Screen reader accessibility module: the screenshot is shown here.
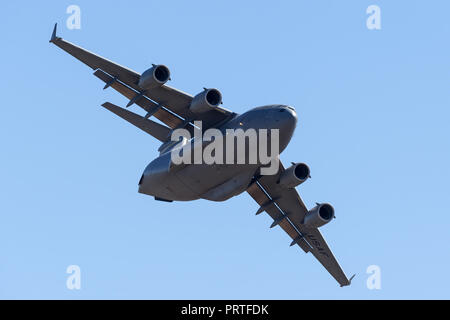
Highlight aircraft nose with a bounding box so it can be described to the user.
[278,105,297,127]
[267,105,297,152]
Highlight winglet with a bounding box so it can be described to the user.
[49,23,58,43]
[341,274,356,287]
[349,274,356,283]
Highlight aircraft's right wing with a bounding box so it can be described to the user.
[50,24,235,132]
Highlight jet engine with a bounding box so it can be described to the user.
[189,88,222,113]
[138,64,170,90]
[278,163,310,188]
[303,203,334,228]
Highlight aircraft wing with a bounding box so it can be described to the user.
[247,162,354,287]
[49,24,235,132]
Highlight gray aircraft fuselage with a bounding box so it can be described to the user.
[138,104,297,202]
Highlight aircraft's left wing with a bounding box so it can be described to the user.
[247,162,354,287]
[49,24,235,132]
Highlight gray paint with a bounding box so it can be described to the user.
[50,23,353,287]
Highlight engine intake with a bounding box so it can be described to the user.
[138,64,170,90]
[303,203,334,228]
[278,163,310,188]
[190,88,222,113]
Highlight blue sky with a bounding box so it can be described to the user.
[0,1,449,299]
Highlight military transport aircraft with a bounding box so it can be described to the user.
[49,23,354,287]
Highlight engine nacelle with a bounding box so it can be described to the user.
[138,64,170,90]
[278,163,310,188]
[189,88,222,113]
[303,203,335,228]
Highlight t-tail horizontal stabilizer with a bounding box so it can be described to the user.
[101,102,171,142]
